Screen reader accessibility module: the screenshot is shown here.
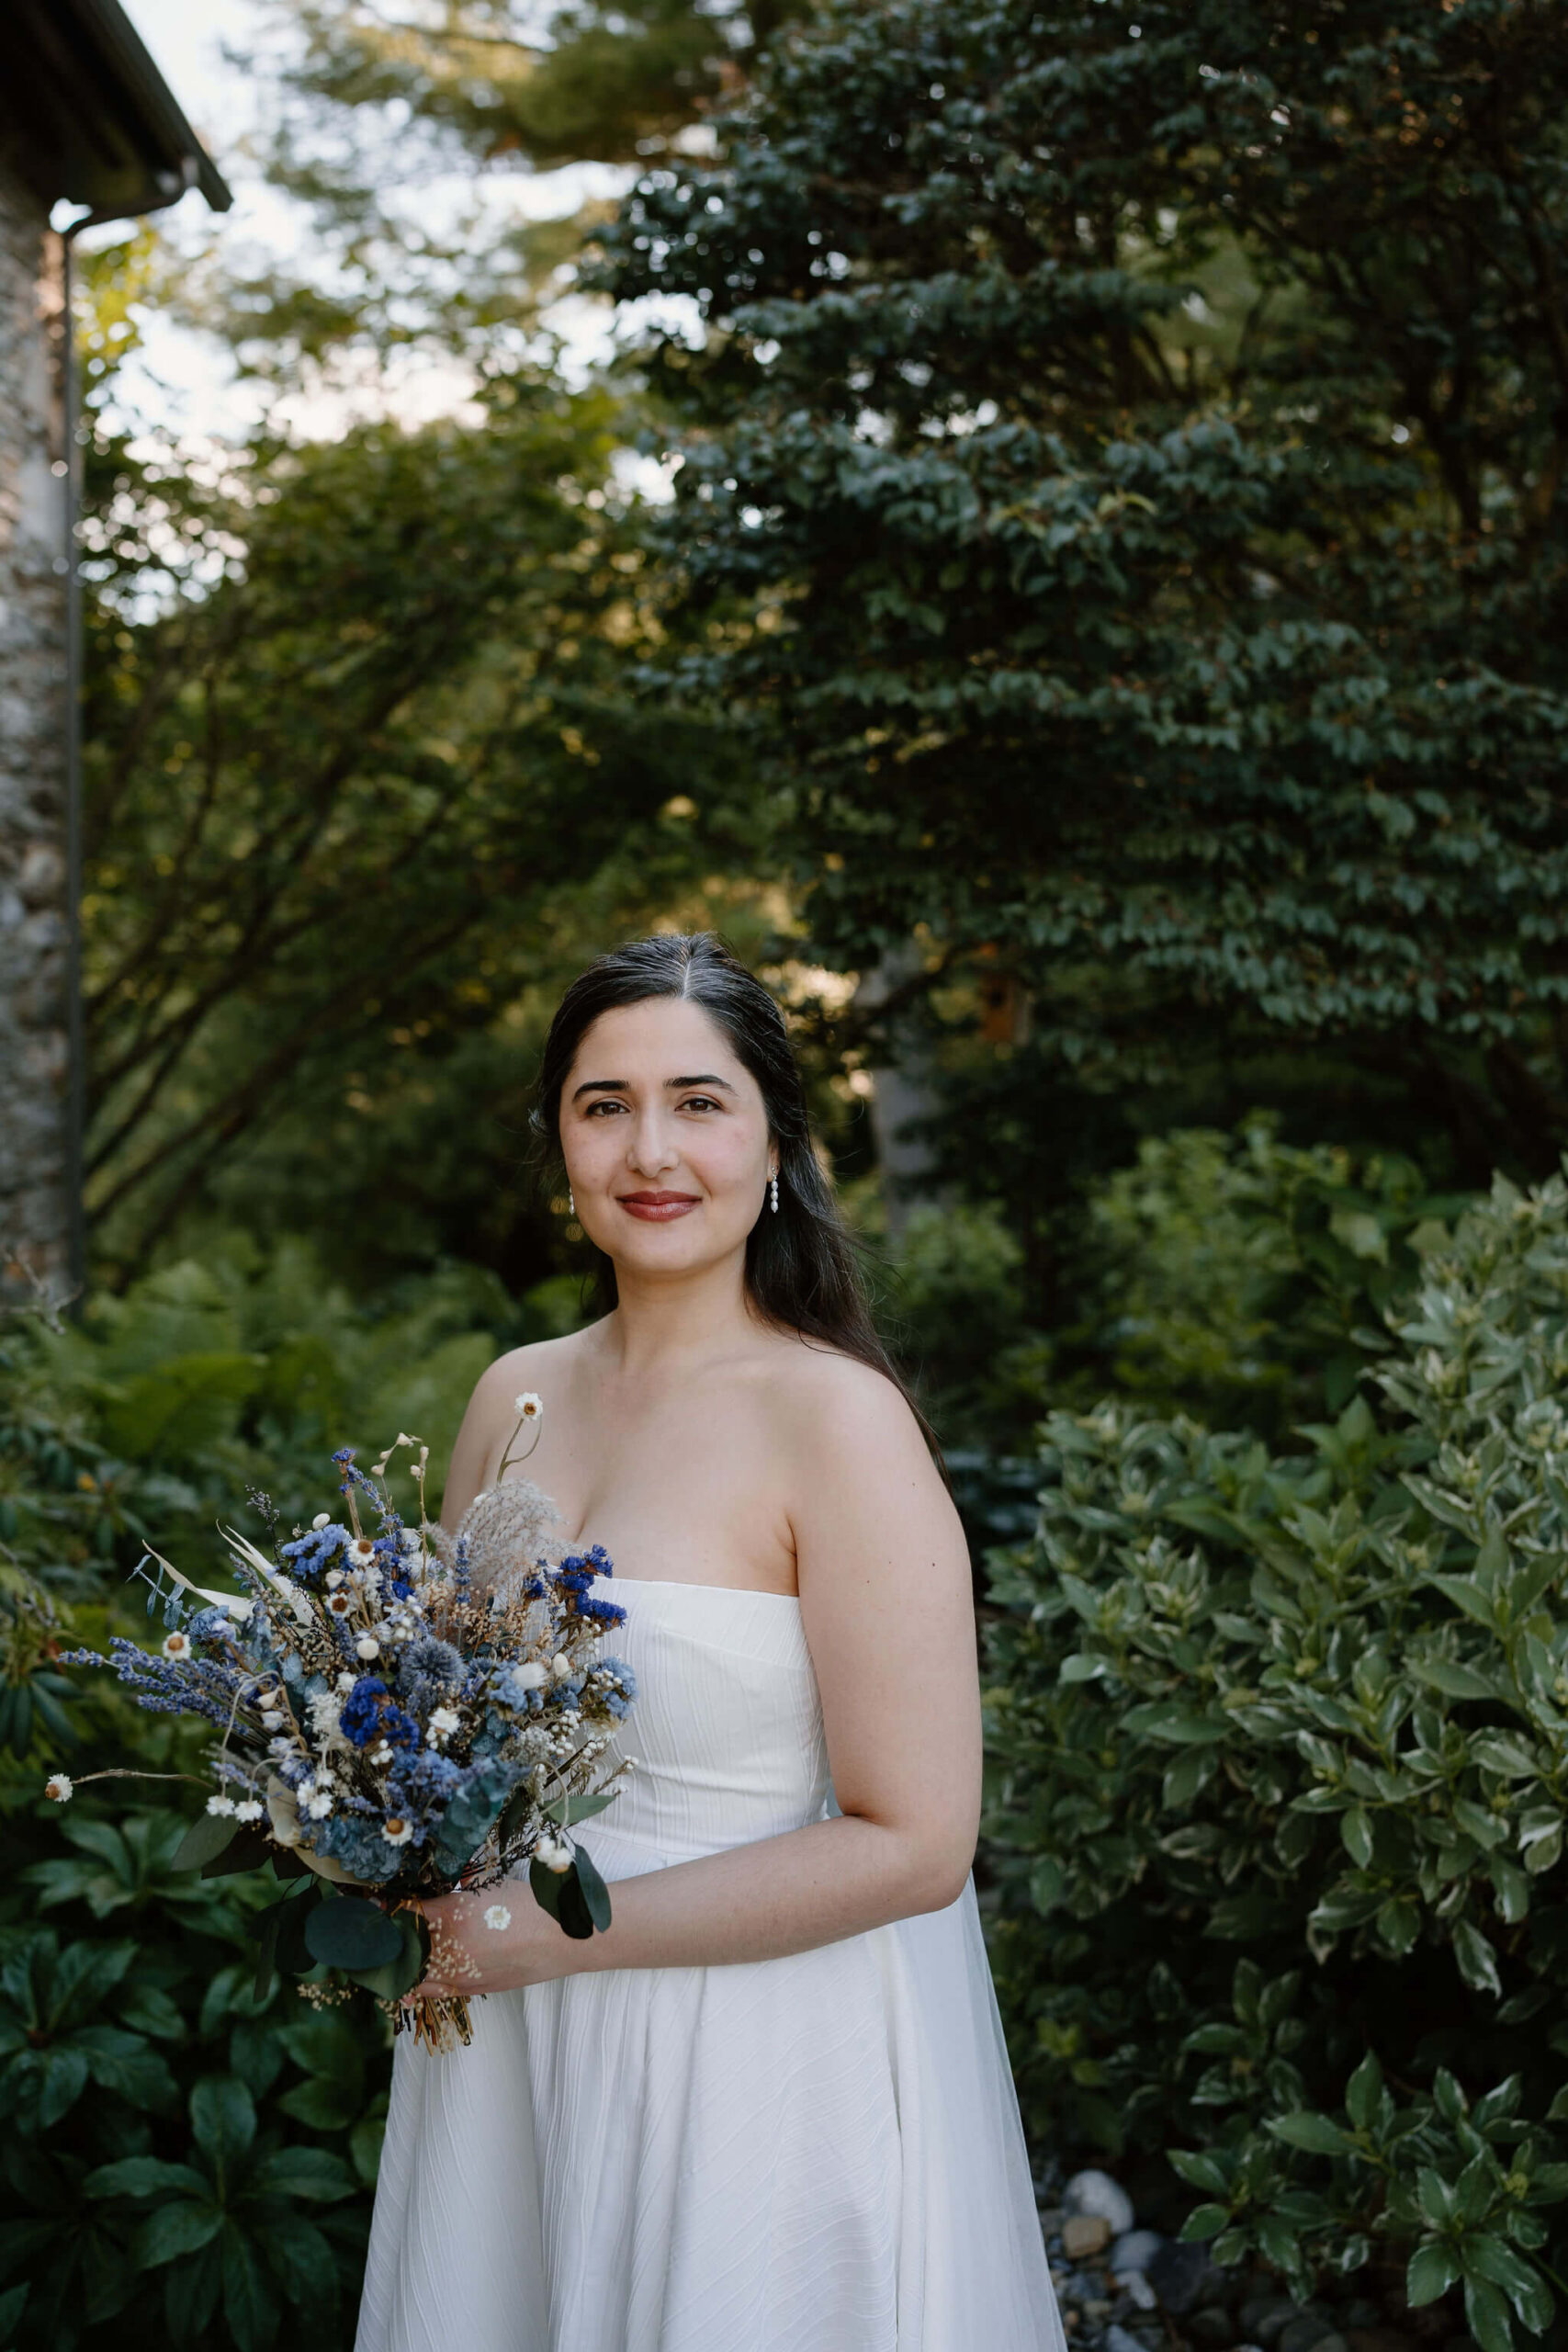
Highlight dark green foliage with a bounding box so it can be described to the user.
[982,1167,1568,2345]
[0,1253,544,2350]
[599,0,1568,1174]
[82,375,741,1281]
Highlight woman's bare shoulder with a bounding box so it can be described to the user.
[760,1330,932,1466]
[460,1326,600,1444]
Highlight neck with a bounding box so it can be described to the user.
[599,1247,757,1375]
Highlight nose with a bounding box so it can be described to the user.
[625,1109,682,1179]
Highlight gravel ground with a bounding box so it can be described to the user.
[1035,2165,1476,2352]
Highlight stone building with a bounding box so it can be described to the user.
[0,0,227,1296]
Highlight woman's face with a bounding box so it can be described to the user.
[558,997,776,1283]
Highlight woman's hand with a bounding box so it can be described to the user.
[407,1883,584,2002]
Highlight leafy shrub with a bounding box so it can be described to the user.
[0,1233,549,2350]
[1083,1123,1466,1433]
[983,1167,1568,2352]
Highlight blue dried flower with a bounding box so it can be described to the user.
[279,1522,349,1581]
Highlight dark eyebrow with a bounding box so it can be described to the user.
[569,1073,737,1103]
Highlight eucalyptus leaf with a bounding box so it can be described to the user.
[303,1897,403,1973]
[173,1813,241,1872]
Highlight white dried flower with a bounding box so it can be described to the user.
[307,1690,344,1747]
[324,1568,344,1589]
[234,1800,265,1823]
[514,1393,544,1421]
[336,1672,357,1693]
[355,1636,380,1661]
[483,1904,512,1931]
[206,1793,237,1817]
[305,1790,334,1820]
[382,1816,414,1847]
[368,1740,393,1767]
[311,1512,332,1532]
[261,1709,284,1732]
[328,1590,355,1617]
[162,1630,193,1660]
[426,1707,460,1747]
[346,1535,378,1569]
[535,1837,571,1873]
[44,1772,73,1804]
[551,1653,572,1680]
[511,1660,547,1691]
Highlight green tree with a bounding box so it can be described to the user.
[597,0,1568,1182]
[81,370,747,1283]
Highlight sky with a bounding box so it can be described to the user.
[96,0,639,448]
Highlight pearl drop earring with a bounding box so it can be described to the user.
[770,1173,780,1215]
[569,1187,576,1218]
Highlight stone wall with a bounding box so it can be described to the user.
[0,160,69,1297]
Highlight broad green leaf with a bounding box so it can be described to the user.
[220,2218,277,2352]
[1346,2050,1382,2132]
[1452,1920,1503,1997]
[1268,2111,1354,2156]
[1167,2149,1228,2196]
[304,1895,403,1973]
[1340,1807,1374,1868]
[191,2074,256,2166]
[85,2156,208,2200]
[543,1789,622,1826]
[1463,2273,1518,2352]
[1179,2204,1231,2241]
[1462,2235,1554,2333]
[352,1908,427,2002]
[572,1842,613,1933]
[173,1813,242,1873]
[1408,2243,1461,2306]
[134,2199,222,2268]
[247,2147,357,2204]
[1028,1859,1065,1916]
[1412,1657,1502,1702]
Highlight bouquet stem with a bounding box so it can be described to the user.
[395,1991,475,2052]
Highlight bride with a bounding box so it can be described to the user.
[356,932,1064,2352]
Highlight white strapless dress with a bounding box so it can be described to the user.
[355,1578,1064,2352]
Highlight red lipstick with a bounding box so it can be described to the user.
[617,1190,701,1221]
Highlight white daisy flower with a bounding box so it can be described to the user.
[346,1535,379,1570]
[44,1772,73,1804]
[163,1630,193,1660]
[513,1392,544,1422]
[426,1707,461,1747]
[382,1816,413,1847]
[328,1590,354,1617]
[483,1904,512,1931]
[234,1800,265,1823]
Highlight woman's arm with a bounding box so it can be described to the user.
[417,1359,980,1994]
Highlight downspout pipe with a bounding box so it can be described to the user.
[60,162,197,1305]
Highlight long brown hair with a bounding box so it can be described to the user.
[532,933,944,1468]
